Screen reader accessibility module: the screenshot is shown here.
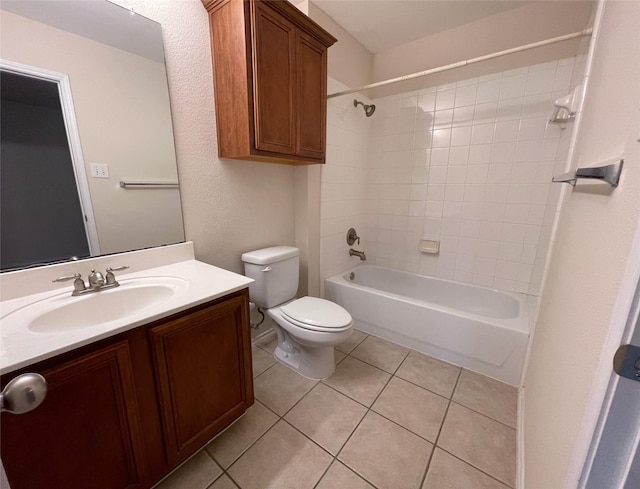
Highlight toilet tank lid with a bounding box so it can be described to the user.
[241,246,299,265]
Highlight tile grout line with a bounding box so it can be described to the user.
[435,446,516,489]
[235,334,516,489]
[448,399,518,431]
[319,348,404,489]
[419,367,463,489]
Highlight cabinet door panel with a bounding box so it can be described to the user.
[296,31,327,160]
[0,342,147,489]
[150,295,251,465]
[251,1,296,154]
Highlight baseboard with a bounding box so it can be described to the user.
[517,385,526,489]
[251,327,275,346]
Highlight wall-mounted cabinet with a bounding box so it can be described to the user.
[202,0,337,165]
[0,289,252,489]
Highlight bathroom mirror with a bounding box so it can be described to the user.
[0,0,185,271]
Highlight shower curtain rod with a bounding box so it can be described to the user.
[327,28,593,99]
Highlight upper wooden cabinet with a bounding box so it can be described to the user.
[202,0,337,165]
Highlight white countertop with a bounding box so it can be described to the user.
[0,259,253,375]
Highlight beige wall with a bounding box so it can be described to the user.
[309,2,373,90]
[1,10,184,255]
[523,1,640,487]
[371,1,595,98]
[113,0,296,274]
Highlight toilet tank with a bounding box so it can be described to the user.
[241,246,299,308]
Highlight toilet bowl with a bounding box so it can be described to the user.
[267,297,353,379]
[242,246,353,380]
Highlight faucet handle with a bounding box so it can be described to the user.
[106,266,129,273]
[346,228,361,246]
[53,273,86,293]
[105,266,129,285]
[52,273,81,283]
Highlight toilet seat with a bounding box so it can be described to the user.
[280,297,352,333]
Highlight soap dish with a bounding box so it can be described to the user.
[418,238,439,254]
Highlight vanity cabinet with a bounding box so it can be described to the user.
[202,0,336,165]
[0,342,148,489]
[150,294,251,466]
[0,289,252,489]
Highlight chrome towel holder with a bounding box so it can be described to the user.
[552,159,624,187]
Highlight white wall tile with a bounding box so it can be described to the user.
[476,79,501,104]
[322,59,573,296]
[435,88,456,110]
[500,74,527,100]
[451,126,472,146]
[471,123,495,144]
[455,84,478,107]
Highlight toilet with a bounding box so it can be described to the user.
[242,246,353,380]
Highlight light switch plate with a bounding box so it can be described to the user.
[90,163,109,179]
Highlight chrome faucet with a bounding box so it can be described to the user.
[53,266,129,296]
[349,249,366,261]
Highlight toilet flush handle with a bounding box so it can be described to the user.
[261,266,272,272]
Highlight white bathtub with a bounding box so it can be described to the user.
[324,265,529,385]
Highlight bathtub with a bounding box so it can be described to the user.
[324,265,529,385]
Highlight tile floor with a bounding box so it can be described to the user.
[155,330,518,489]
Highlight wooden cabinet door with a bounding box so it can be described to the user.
[296,30,327,160]
[150,293,252,466]
[251,1,296,155]
[1,342,147,489]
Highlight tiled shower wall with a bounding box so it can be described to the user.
[321,59,580,296]
[320,78,373,285]
[365,59,577,295]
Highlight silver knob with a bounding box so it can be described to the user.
[0,373,48,414]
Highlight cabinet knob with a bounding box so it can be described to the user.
[0,373,48,414]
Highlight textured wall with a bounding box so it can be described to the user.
[371,1,594,98]
[523,1,640,486]
[115,0,296,273]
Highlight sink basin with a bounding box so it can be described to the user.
[6,277,189,334]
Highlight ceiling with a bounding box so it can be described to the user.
[312,0,534,53]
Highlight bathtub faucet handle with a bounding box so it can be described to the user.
[346,228,360,246]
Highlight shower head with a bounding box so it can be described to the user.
[353,99,376,117]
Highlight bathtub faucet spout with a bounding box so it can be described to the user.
[349,249,366,261]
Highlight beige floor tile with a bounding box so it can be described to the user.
[396,351,461,398]
[254,362,317,415]
[323,356,390,407]
[252,347,276,378]
[350,335,410,373]
[335,350,347,365]
[285,383,367,455]
[155,451,222,489]
[206,401,279,468]
[452,370,518,427]
[422,449,510,489]
[372,377,448,442]
[227,420,332,489]
[339,411,433,489]
[256,335,278,354]
[335,329,368,354]
[315,461,375,489]
[438,403,516,487]
[207,474,239,489]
